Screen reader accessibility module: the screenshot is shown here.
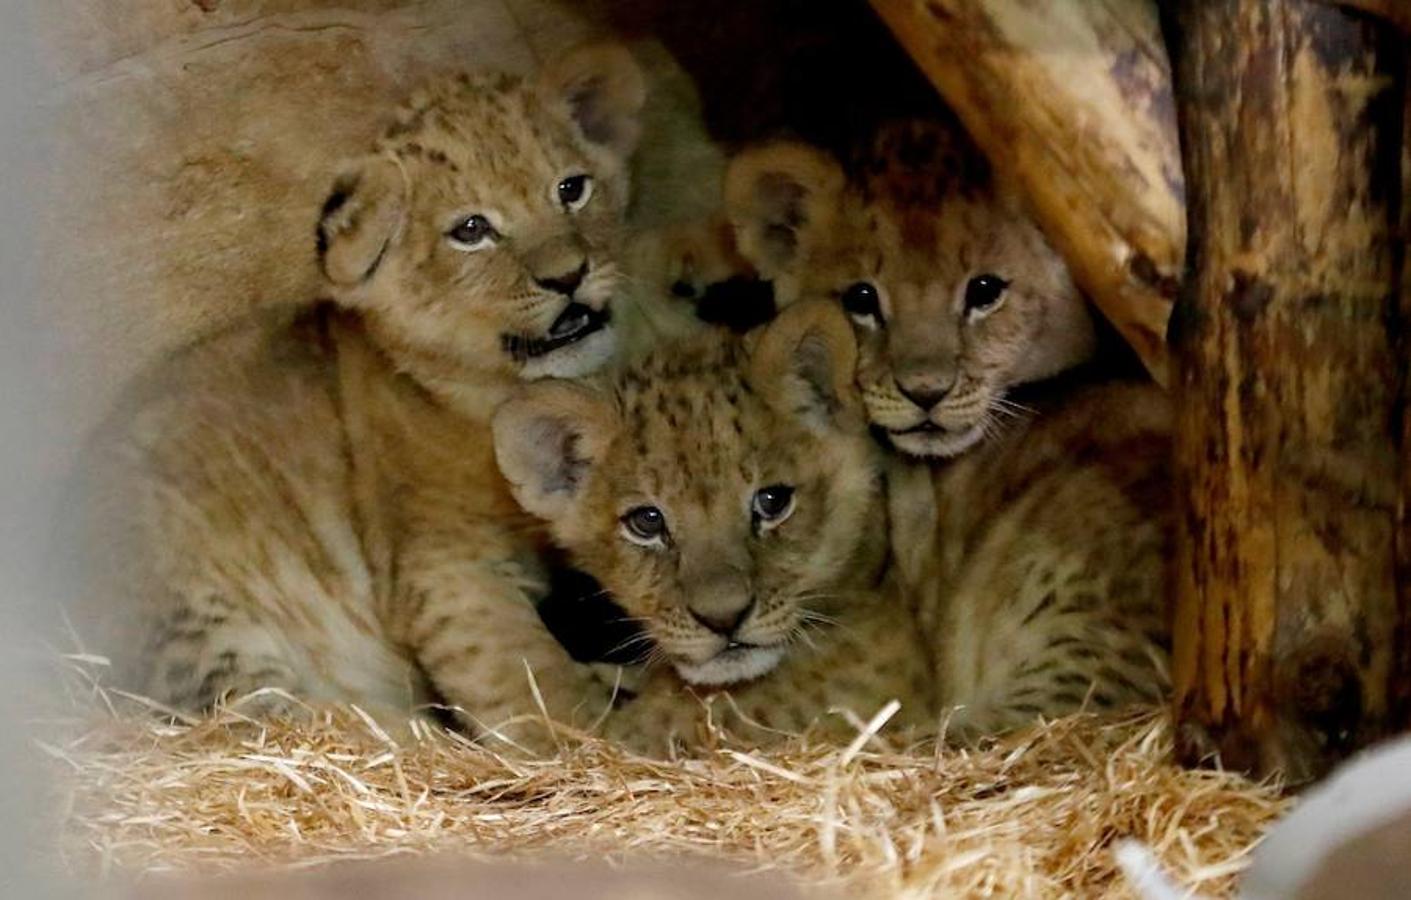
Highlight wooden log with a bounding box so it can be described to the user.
[1169,0,1405,782]
[869,0,1183,383]
[1317,0,1411,33]
[1395,60,1411,730]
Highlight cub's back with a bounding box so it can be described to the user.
[900,380,1173,737]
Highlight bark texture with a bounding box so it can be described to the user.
[1170,0,1405,782]
[1317,0,1411,33]
[869,0,1184,383]
[1395,54,1411,730]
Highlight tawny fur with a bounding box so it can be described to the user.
[725,121,1098,459]
[888,380,1173,740]
[74,46,699,747]
[494,304,935,754]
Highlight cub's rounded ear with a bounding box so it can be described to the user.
[724,142,844,279]
[539,43,647,159]
[493,381,619,523]
[317,155,406,287]
[749,299,860,433]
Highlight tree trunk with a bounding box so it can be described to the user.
[869,0,1183,384]
[1395,58,1411,730]
[1169,0,1405,782]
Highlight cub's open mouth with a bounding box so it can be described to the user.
[501,302,611,362]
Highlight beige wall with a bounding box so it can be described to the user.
[39,0,938,459]
[45,2,597,445]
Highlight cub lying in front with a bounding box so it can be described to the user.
[495,303,1171,753]
[77,46,658,741]
[494,301,935,750]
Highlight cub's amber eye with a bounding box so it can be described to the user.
[964,273,1010,316]
[751,484,796,529]
[556,174,594,211]
[446,214,497,251]
[621,505,669,546]
[840,282,883,326]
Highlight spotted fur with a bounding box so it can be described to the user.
[494,303,935,753]
[888,378,1173,739]
[497,301,1171,752]
[725,120,1098,459]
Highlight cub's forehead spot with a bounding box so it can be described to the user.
[380,78,578,207]
[610,346,774,504]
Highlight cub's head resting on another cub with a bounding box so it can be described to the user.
[316,45,646,395]
[493,303,886,688]
[725,121,1096,458]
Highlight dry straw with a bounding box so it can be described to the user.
[44,660,1288,898]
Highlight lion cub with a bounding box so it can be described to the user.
[495,302,1170,753]
[76,46,670,742]
[494,303,934,752]
[725,120,1097,459]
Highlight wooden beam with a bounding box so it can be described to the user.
[1169,0,1404,782]
[1317,0,1411,33]
[869,0,1183,383]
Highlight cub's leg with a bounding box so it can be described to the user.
[396,526,618,752]
[144,595,305,718]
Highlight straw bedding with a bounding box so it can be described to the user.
[43,664,1289,899]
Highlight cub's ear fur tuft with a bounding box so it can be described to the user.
[317,155,406,287]
[750,300,860,433]
[539,43,647,159]
[724,142,844,280]
[493,381,619,523]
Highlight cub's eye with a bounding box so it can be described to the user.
[840,282,883,326]
[446,214,497,251]
[556,174,594,211]
[964,273,1010,317]
[751,484,796,529]
[621,505,669,546]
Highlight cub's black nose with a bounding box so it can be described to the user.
[896,381,951,411]
[535,262,587,297]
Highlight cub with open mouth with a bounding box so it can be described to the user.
[494,302,934,751]
[73,45,696,749]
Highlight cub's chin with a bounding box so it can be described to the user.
[886,420,986,460]
[672,645,786,687]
